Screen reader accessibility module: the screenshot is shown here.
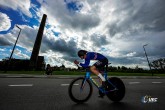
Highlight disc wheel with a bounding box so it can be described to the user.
[106,77,125,102]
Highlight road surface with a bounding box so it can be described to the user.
[0,76,164,110]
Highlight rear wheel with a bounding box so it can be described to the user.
[68,77,93,103]
[106,77,125,102]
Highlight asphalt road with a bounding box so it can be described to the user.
[0,77,164,110]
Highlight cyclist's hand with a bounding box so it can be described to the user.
[74,60,79,65]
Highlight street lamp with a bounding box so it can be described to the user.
[4,25,22,72]
[143,44,153,76]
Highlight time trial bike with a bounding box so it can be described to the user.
[68,64,125,103]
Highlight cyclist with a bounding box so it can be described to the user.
[74,50,108,98]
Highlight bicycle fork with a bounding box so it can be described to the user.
[80,72,91,92]
[80,78,87,92]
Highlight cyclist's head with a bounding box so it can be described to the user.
[47,64,50,67]
[77,50,87,59]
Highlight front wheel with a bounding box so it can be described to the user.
[68,77,93,103]
[106,77,125,102]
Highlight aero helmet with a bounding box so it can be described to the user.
[78,50,87,57]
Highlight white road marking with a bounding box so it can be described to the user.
[129,82,140,84]
[152,82,162,84]
[61,81,163,87]
[8,84,33,87]
[61,84,69,86]
[61,84,79,86]
[73,84,79,86]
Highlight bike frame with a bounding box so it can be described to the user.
[81,70,118,94]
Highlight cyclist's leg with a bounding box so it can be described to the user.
[90,65,105,81]
[91,59,108,80]
[91,60,107,98]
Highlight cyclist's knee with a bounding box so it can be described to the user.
[90,66,96,71]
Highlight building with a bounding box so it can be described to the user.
[0,56,45,71]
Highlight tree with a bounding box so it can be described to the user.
[150,58,165,71]
[121,66,127,71]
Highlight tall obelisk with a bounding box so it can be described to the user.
[30,14,47,70]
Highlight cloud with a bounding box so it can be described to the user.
[0,36,12,46]
[126,52,136,57]
[106,0,165,37]
[0,0,32,17]
[0,23,79,67]
[0,48,5,52]
[42,36,78,59]
[0,0,165,69]
[38,0,100,31]
[0,12,11,32]
[17,25,38,50]
[0,25,38,50]
[14,48,30,59]
[36,0,165,68]
[90,34,109,47]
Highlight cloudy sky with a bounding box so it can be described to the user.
[0,0,165,69]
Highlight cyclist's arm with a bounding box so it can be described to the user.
[80,58,90,68]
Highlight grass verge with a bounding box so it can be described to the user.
[0,71,165,76]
